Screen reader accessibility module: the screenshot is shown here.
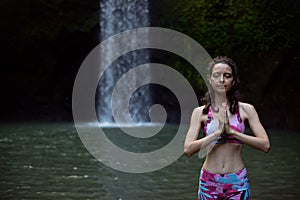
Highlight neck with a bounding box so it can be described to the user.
[213,92,229,107]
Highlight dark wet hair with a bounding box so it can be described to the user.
[202,56,240,114]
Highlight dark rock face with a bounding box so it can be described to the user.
[1,0,100,122]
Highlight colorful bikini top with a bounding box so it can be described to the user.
[203,106,245,144]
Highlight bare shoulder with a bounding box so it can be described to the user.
[238,102,257,120]
[239,102,255,112]
[191,106,205,122]
[194,105,205,113]
[192,106,204,117]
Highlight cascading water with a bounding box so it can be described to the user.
[97,0,151,124]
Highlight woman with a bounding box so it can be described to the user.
[184,56,270,200]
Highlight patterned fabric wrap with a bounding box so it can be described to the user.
[198,168,251,200]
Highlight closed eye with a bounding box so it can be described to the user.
[212,73,220,78]
[224,73,232,78]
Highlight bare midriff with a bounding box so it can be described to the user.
[203,143,244,174]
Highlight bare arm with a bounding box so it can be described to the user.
[184,106,223,157]
[226,103,270,153]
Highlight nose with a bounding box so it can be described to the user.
[219,75,224,83]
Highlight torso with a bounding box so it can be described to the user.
[201,102,246,174]
[203,143,244,174]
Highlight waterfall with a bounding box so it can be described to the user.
[97,0,151,124]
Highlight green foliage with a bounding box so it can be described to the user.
[173,0,295,56]
[18,0,99,43]
[156,0,298,95]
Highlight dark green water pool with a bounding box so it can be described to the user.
[0,123,299,199]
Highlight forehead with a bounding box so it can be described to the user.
[212,63,232,73]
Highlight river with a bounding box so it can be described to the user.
[0,123,299,199]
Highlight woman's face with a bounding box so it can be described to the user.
[209,63,234,94]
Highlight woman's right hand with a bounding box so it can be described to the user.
[213,103,227,137]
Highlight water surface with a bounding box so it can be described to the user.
[0,123,299,199]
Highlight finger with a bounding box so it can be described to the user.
[221,102,226,108]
